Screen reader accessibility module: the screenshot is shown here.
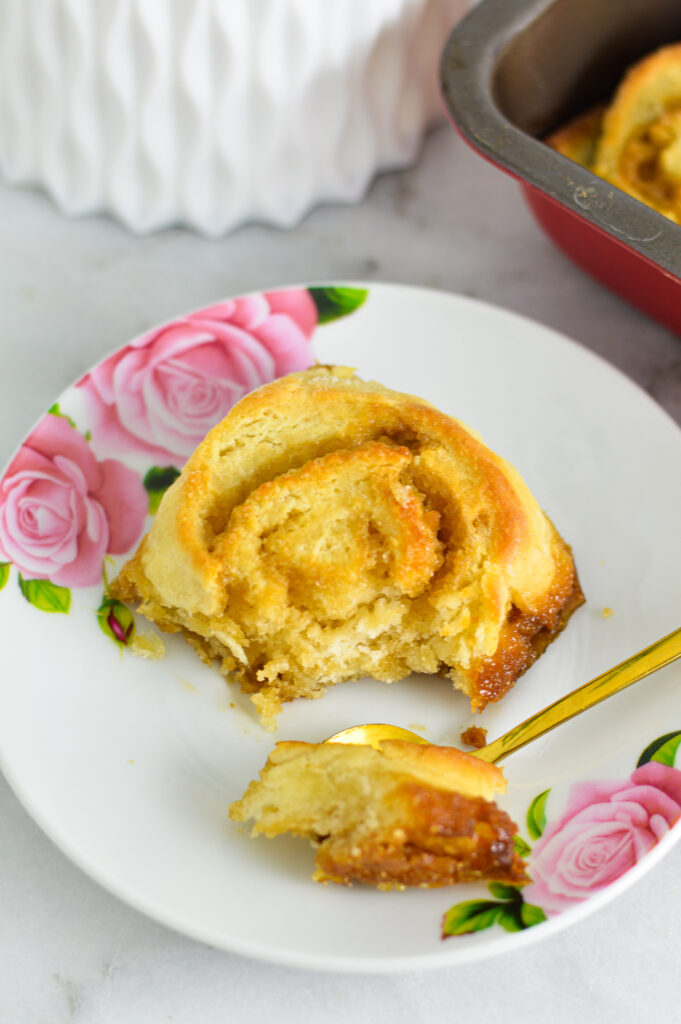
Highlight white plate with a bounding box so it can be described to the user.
[2,282,681,972]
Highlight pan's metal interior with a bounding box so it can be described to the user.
[440,0,681,277]
[494,0,681,137]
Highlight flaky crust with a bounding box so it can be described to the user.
[546,45,681,223]
[229,740,526,889]
[113,366,582,722]
[262,738,507,802]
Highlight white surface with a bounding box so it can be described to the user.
[0,0,465,234]
[2,123,681,1017]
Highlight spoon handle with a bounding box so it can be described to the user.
[474,625,681,764]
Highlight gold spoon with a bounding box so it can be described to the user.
[327,625,681,762]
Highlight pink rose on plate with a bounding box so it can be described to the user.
[0,414,148,588]
[524,762,681,915]
[77,290,318,464]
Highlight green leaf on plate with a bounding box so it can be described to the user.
[487,881,522,902]
[143,465,181,514]
[441,900,503,937]
[442,886,547,938]
[520,902,548,928]
[308,286,368,324]
[637,731,681,768]
[97,596,135,646]
[18,575,71,613]
[513,835,532,858]
[0,563,9,591]
[47,402,77,429]
[526,788,552,840]
[496,906,525,933]
[496,899,547,933]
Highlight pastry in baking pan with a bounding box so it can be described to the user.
[546,43,681,223]
[544,103,607,170]
[228,739,527,888]
[594,43,681,222]
[113,366,583,724]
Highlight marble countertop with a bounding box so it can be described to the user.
[2,122,681,1023]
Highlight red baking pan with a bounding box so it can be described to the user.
[440,0,681,334]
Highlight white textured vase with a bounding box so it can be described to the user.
[0,0,467,235]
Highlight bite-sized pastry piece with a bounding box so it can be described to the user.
[546,44,681,223]
[229,739,527,888]
[113,366,583,725]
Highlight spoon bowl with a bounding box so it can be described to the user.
[325,723,430,749]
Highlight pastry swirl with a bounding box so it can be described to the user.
[229,739,527,888]
[547,44,681,223]
[113,367,582,723]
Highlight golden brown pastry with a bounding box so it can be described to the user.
[228,739,527,888]
[546,44,681,223]
[545,103,607,169]
[113,366,582,724]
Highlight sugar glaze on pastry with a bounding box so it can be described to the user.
[229,739,527,889]
[113,366,583,724]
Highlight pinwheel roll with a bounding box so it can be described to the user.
[113,367,583,723]
[229,739,527,888]
[546,44,681,224]
[593,44,681,222]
